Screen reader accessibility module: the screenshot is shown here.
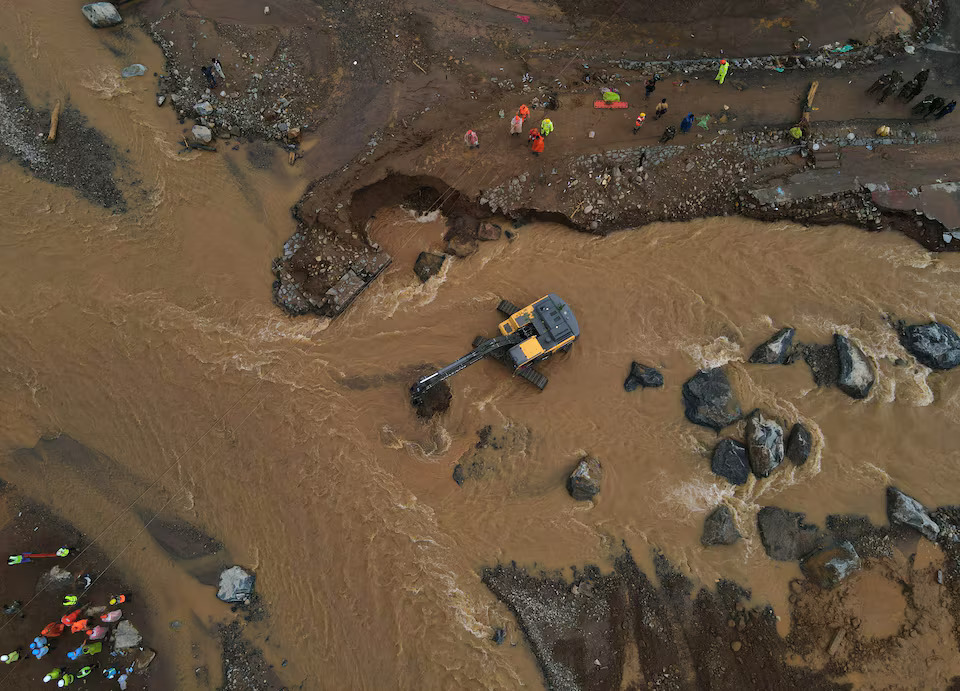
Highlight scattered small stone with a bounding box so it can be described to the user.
[731,641,742,652]
[801,541,861,588]
[194,101,214,117]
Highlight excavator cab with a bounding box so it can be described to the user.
[410,294,579,403]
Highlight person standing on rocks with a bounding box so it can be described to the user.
[715,59,729,86]
[463,129,479,149]
[655,98,668,120]
[212,58,226,81]
[633,112,645,134]
[529,128,544,156]
[936,100,956,120]
[680,113,694,134]
[510,113,523,136]
[540,117,554,137]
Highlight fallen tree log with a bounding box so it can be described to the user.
[47,99,61,142]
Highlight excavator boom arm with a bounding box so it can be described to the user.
[411,333,523,397]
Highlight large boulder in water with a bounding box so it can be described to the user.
[623,362,663,391]
[748,327,795,365]
[112,620,142,651]
[82,2,122,27]
[746,410,784,478]
[701,505,741,546]
[413,252,445,282]
[886,486,940,541]
[785,422,812,466]
[801,541,861,589]
[898,321,960,370]
[567,456,602,501]
[681,368,742,431]
[217,566,255,603]
[835,334,874,399]
[710,439,750,485]
[757,507,824,561]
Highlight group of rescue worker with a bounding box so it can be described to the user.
[462,59,731,157]
[3,550,134,688]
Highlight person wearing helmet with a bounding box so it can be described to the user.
[715,59,729,85]
[43,668,62,683]
[463,129,479,149]
[655,98,668,120]
[517,104,530,122]
[529,128,544,156]
[633,113,645,134]
[540,117,554,137]
[62,595,78,607]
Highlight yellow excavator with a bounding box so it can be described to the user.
[411,294,579,402]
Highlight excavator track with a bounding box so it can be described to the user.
[497,299,520,317]
[516,366,548,390]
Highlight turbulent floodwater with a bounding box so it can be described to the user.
[2,3,960,689]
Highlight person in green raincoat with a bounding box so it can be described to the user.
[540,118,554,137]
[715,59,729,85]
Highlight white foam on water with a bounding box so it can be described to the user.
[682,336,743,369]
[358,259,452,320]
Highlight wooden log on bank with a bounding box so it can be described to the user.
[47,99,61,142]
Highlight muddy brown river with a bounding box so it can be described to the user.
[2,2,960,689]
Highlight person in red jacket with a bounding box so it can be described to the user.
[41,622,65,638]
[529,128,544,156]
[517,104,530,122]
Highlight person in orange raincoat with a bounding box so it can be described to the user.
[61,609,82,627]
[529,128,544,156]
[69,618,88,634]
[517,104,530,122]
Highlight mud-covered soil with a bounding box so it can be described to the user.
[0,59,125,210]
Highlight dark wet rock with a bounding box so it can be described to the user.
[835,334,874,399]
[746,410,784,478]
[452,464,465,486]
[681,368,742,431]
[711,439,750,485]
[701,505,741,546]
[757,507,824,561]
[825,514,893,559]
[567,456,602,501]
[82,2,122,28]
[478,222,502,241]
[135,648,157,673]
[452,424,529,485]
[144,516,223,560]
[446,235,478,257]
[748,327,796,365]
[413,252,445,282]
[801,541,861,589]
[413,380,451,419]
[112,620,142,650]
[886,486,940,541]
[482,551,843,691]
[217,566,255,603]
[194,101,214,116]
[898,321,960,370]
[492,628,506,644]
[795,342,840,387]
[785,422,812,466]
[623,362,663,391]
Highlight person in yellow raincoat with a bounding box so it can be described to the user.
[715,59,729,85]
[540,117,554,137]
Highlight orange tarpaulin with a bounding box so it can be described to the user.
[593,100,628,109]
